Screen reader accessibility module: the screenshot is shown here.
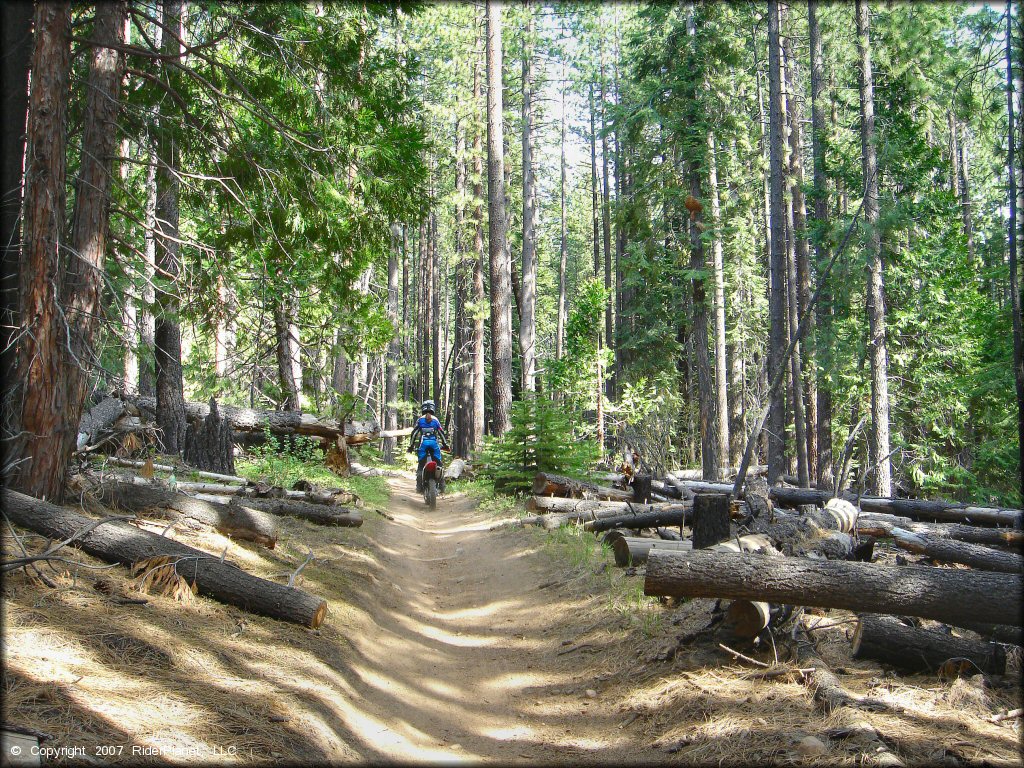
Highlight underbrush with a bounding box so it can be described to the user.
[235,435,390,510]
[539,522,663,636]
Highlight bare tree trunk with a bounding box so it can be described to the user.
[1006,0,1023,503]
[767,0,788,486]
[471,15,486,446]
[431,212,441,404]
[783,33,809,488]
[708,132,730,472]
[556,69,568,362]
[953,117,977,267]
[519,0,537,393]
[857,0,892,497]
[0,0,33,408]
[153,0,188,456]
[62,0,128,476]
[590,83,600,279]
[454,120,472,458]
[600,52,614,401]
[273,288,300,411]
[808,0,834,489]
[6,2,72,498]
[485,0,512,436]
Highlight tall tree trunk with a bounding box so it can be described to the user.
[1006,0,1023,503]
[0,0,33,406]
[519,0,537,393]
[154,0,188,456]
[783,30,810,488]
[431,212,441,405]
[857,0,892,497]
[472,18,486,446]
[708,132,730,472]
[485,0,512,436]
[953,118,976,267]
[590,83,600,278]
[556,70,568,362]
[273,287,300,411]
[600,53,614,401]
[767,0,788,486]
[454,120,472,458]
[62,0,128,474]
[7,2,72,498]
[808,0,833,489]
[138,144,157,397]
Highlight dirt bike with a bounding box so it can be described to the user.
[420,453,444,509]
[414,430,447,509]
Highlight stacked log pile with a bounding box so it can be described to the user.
[526,467,1023,674]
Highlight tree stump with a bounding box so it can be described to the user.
[692,493,731,549]
[183,398,235,475]
[632,473,653,503]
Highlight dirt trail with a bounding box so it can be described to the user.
[334,477,658,764]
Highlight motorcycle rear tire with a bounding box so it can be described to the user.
[426,478,437,509]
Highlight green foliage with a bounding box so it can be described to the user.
[235,430,325,487]
[477,394,600,495]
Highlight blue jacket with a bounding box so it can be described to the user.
[409,415,448,451]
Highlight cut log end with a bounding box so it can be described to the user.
[724,600,771,640]
[309,600,328,629]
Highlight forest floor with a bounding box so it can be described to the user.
[3,472,1023,766]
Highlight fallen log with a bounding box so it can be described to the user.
[532,472,632,501]
[855,512,1024,550]
[610,537,692,567]
[852,614,1007,674]
[768,486,1023,529]
[2,489,326,627]
[885,527,1023,574]
[96,456,248,484]
[444,458,467,480]
[651,479,682,500]
[609,533,776,568]
[201,494,362,527]
[671,465,767,481]
[132,396,379,444]
[91,480,278,549]
[583,505,692,534]
[951,621,1024,646]
[526,496,652,515]
[643,549,1023,627]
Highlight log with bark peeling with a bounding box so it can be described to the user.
[98,456,248,485]
[2,489,327,627]
[91,480,278,548]
[852,613,1007,674]
[532,473,633,501]
[643,548,1022,627]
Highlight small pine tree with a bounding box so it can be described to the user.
[477,394,600,494]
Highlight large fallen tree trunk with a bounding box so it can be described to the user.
[2,489,327,627]
[132,396,380,444]
[664,476,1024,528]
[91,480,278,549]
[532,473,633,501]
[768,486,1023,528]
[852,614,1007,674]
[855,512,1024,550]
[643,548,1022,627]
[885,527,1023,574]
[196,494,362,527]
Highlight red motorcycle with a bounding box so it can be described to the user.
[421,454,444,509]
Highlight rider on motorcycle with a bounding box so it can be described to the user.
[407,400,450,492]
